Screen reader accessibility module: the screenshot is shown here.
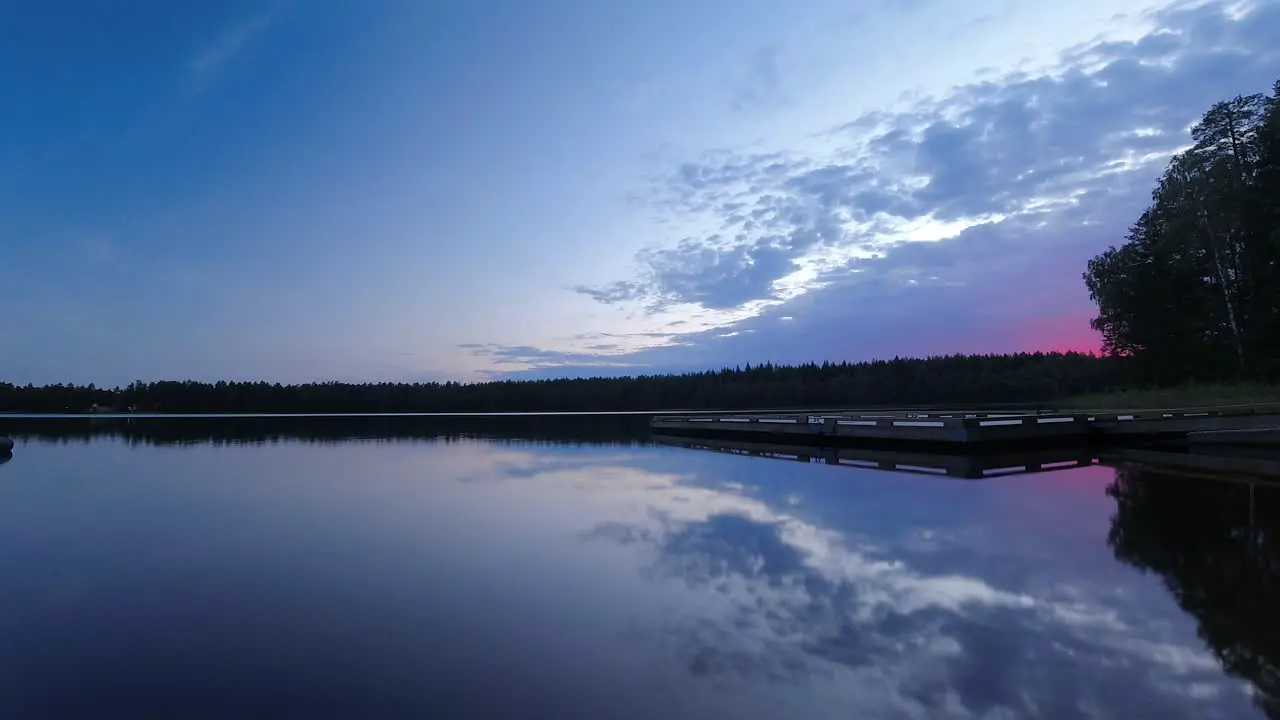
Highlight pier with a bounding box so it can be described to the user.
[650,405,1280,448]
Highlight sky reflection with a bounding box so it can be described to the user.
[0,430,1268,718]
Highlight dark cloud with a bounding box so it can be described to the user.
[480,364,683,381]
[467,331,701,378]
[555,0,1280,375]
[572,281,648,305]
[462,343,644,369]
[634,238,802,310]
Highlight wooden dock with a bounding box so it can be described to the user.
[650,406,1280,447]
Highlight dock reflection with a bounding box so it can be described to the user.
[654,434,1280,483]
[653,434,1098,479]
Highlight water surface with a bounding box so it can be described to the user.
[0,417,1275,718]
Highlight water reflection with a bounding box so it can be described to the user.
[655,430,1280,715]
[0,414,650,447]
[578,458,1260,717]
[1108,464,1280,718]
[0,417,1273,717]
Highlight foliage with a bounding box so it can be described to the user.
[1085,80,1280,383]
[0,352,1121,414]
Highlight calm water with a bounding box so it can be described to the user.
[1,416,1276,719]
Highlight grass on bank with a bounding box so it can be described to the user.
[1057,382,1280,410]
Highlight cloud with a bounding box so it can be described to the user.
[462,343,653,377]
[572,280,649,305]
[189,12,275,80]
[552,0,1280,375]
[464,330,700,377]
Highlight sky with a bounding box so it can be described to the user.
[2,0,1278,385]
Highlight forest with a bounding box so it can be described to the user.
[0,352,1118,414]
[3,79,1278,415]
[1085,79,1280,385]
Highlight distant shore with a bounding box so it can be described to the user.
[2,383,1278,417]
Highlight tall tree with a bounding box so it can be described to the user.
[1085,80,1280,382]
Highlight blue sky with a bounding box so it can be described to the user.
[2,0,1278,385]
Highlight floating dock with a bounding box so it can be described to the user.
[650,406,1280,447]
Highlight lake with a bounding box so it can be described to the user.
[0,415,1275,719]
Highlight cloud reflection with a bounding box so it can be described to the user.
[551,455,1254,718]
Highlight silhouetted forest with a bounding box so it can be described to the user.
[0,352,1121,414]
[1086,79,1280,384]
[1108,466,1280,718]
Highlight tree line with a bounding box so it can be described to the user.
[1085,79,1280,384]
[0,352,1121,414]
